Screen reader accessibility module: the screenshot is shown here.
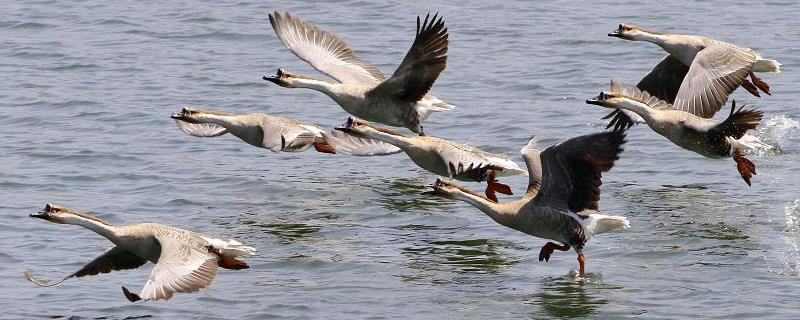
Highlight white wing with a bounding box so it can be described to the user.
[269,11,384,85]
[137,234,219,301]
[174,120,228,137]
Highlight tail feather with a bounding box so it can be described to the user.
[711,100,763,140]
[595,215,630,235]
[754,59,781,74]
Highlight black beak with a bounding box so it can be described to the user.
[334,117,358,133]
[30,208,49,220]
[421,182,439,196]
[263,68,285,84]
[608,29,622,38]
[262,74,280,84]
[586,94,604,106]
[170,112,183,119]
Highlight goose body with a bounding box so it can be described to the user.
[171,107,401,156]
[427,132,629,277]
[336,117,526,201]
[264,11,454,135]
[588,80,770,185]
[25,204,256,302]
[607,23,779,126]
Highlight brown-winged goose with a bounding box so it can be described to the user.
[425,132,629,277]
[25,204,256,302]
[263,11,454,136]
[605,23,780,130]
[587,80,771,185]
[335,117,527,202]
[171,107,401,156]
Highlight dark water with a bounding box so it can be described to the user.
[2,0,800,319]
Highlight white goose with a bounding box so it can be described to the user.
[587,80,770,186]
[263,11,454,136]
[171,107,401,156]
[426,132,629,277]
[606,23,780,130]
[25,204,256,302]
[335,117,526,201]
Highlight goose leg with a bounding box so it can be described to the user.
[538,242,571,262]
[485,171,513,203]
[577,254,586,278]
[733,149,756,186]
[740,79,761,97]
[313,141,336,154]
[750,72,771,96]
[122,286,142,302]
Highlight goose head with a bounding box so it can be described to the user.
[334,116,403,139]
[608,23,658,41]
[171,107,203,124]
[31,203,78,224]
[423,178,483,201]
[262,68,312,88]
[586,91,630,109]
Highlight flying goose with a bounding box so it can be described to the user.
[606,23,780,130]
[263,11,454,136]
[335,117,527,202]
[587,80,770,186]
[171,107,401,156]
[425,132,629,277]
[25,204,256,302]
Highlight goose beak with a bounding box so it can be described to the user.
[262,74,280,84]
[262,68,285,85]
[586,94,604,106]
[608,29,622,38]
[421,178,444,196]
[30,208,49,220]
[334,117,357,133]
[170,112,183,119]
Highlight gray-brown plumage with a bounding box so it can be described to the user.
[426,132,629,277]
[264,11,454,135]
[25,204,256,302]
[605,23,780,130]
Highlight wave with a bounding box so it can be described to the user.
[782,199,800,276]
[755,114,800,154]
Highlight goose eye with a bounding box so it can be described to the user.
[618,23,623,30]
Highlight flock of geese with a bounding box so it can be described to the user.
[26,11,780,302]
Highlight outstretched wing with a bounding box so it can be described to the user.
[136,234,219,301]
[520,137,543,196]
[369,13,448,104]
[673,44,755,118]
[25,246,147,287]
[174,120,229,137]
[269,11,384,85]
[532,132,626,214]
[322,130,402,156]
[604,55,690,131]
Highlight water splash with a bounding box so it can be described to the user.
[755,115,800,153]
[783,199,800,276]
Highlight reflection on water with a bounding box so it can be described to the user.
[242,220,321,243]
[527,276,612,319]
[373,178,448,212]
[402,238,525,275]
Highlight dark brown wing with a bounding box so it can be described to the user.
[25,246,147,287]
[369,13,448,103]
[604,55,689,131]
[532,132,626,214]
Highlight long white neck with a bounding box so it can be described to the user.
[452,190,522,228]
[61,214,121,243]
[193,113,240,129]
[631,31,670,47]
[362,129,413,150]
[289,77,340,98]
[614,99,657,123]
